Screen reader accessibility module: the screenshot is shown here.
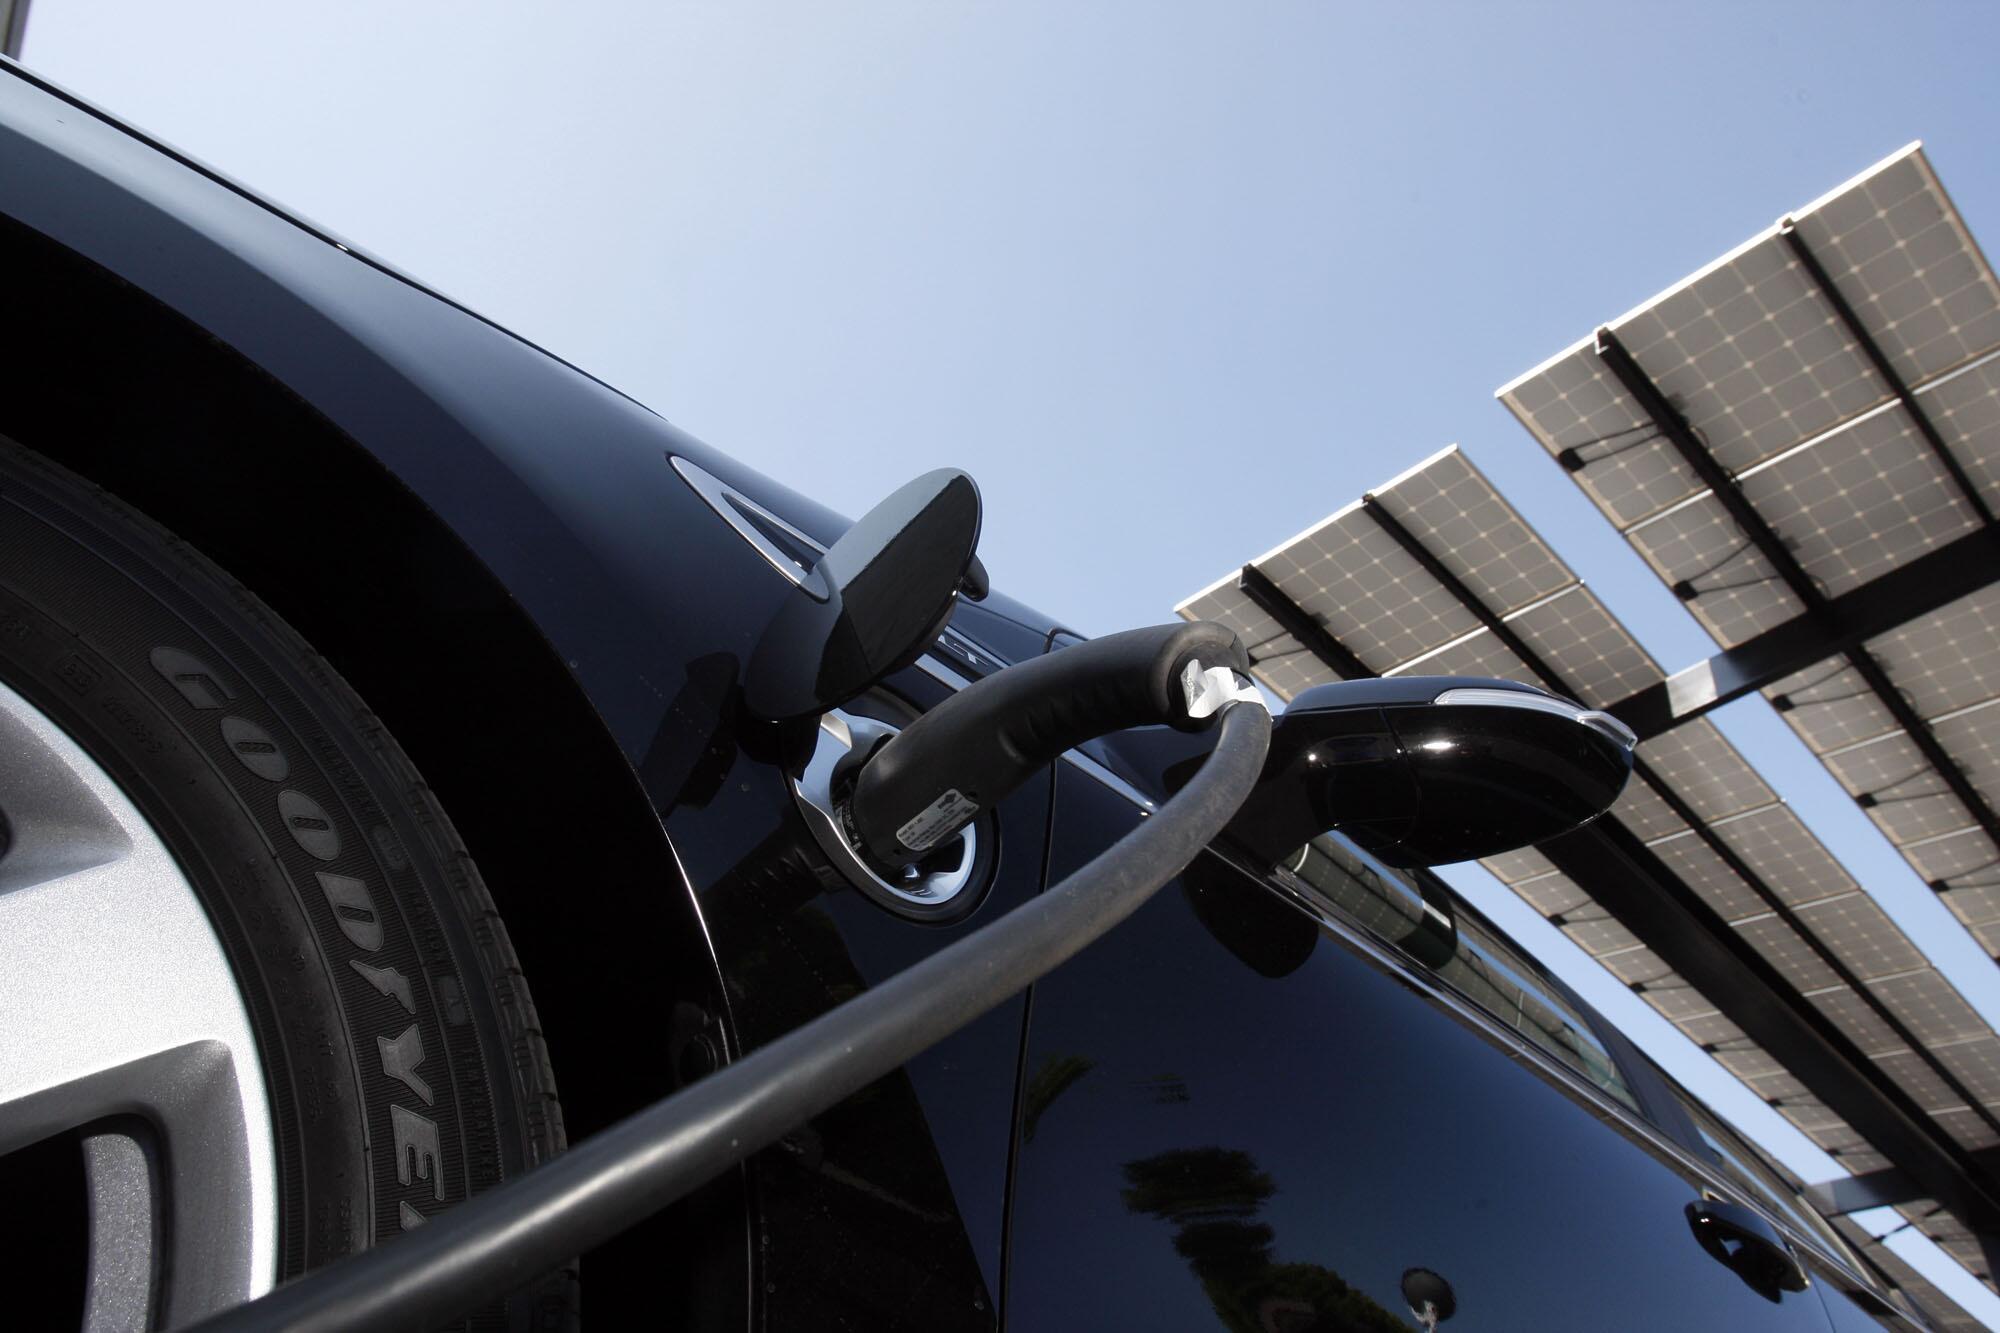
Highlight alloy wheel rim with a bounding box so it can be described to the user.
[0,677,277,1327]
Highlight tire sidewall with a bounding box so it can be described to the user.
[0,444,554,1321]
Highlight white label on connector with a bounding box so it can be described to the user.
[897,789,980,852]
[1182,659,1265,720]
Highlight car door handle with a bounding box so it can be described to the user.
[1685,1200,1810,1301]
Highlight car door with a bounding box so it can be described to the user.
[657,607,1053,1332]
[1004,764,1840,1332]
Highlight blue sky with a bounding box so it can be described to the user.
[21,1,2000,1321]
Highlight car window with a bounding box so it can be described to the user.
[1280,834,1640,1114]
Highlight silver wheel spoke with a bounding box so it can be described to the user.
[0,680,276,1324]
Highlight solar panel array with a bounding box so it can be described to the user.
[1177,443,2000,1294]
[1499,143,2000,961]
[1832,1215,1986,1332]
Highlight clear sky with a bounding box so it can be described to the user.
[20,1,2000,1322]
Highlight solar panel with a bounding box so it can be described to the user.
[1790,148,2000,386]
[1871,584,2000,716]
[1765,660,1901,752]
[1650,831,1769,922]
[1500,586,1659,705]
[1639,720,1777,823]
[1833,1214,1985,1331]
[1711,804,1859,909]
[1504,147,2000,1019]
[1610,238,1886,479]
[1808,986,1907,1059]
[1934,1036,2000,1107]
[1625,500,1805,647]
[1923,350,2000,505]
[1793,895,1927,981]
[1736,404,1979,598]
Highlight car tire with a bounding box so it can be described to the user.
[0,435,576,1330]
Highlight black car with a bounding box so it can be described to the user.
[0,55,1943,1332]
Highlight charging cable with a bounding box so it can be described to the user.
[192,628,1269,1333]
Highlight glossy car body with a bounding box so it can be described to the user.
[0,56,1939,1330]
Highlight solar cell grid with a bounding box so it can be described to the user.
[1714,1045,1788,1080]
[1874,1050,1971,1114]
[1649,831,1769,922]
[1560,916,1644,958]
[1264,510,1482,670]
[1820,735,1966,851]
[1642,979,1722,1023]
[1611,775,1692,843]
[1814,1123,1876,1160]
[1711,805,1861,909]
[1933,1108,2000,1155]
[1676,1010,1747,1050]
[1612,234,1888,477]
[1512,872,1593,919]
[1742,1071,1815,1108]
[1626,493,1805,646]
[1374,448,1577,615]
[1792,895,1928,981]
[1841,1225,1983,1329]
[1929,705,2000,806]
[1503,586,1661,707]
[1870,585,2000,719]
[1737,405,1981,598]
[1868,970,1991,1046]
[1830,1149,1896,1177]
[1770,1094,1846,1134]
[1599,945,1676,991]
[1764,660,1900,753]
[1941,880,2000,928]
[1383,627,1524,682]
[1919,351,2000,507]
[1806,986,1908,1059]
[1480,846,1557,885]
[1638,721,1777,823]
[1932,1036,2000,1106]
[1792,149,2000,388]
[1735,913,1847,994]
[1903,824,1999,887]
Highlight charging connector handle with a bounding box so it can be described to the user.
[189,700,1270,1333]
[848,620,1251,867]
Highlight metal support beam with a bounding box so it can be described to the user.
[1607,526,2000,739]
[1595,326,2000,906]
[1236,564,1374,680]
[1779,222,1996,528]
[0,1,28,61]
[1807,1166,1923,1217]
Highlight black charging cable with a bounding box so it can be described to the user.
[190,654,1269,1333]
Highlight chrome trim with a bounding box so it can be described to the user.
[1432,685,1636,751]
[1058,750,1158,814]
[791,710,981,919]
[669,455,828,588]
[914,653,973,693]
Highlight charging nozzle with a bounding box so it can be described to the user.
[846,621,1258,870]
